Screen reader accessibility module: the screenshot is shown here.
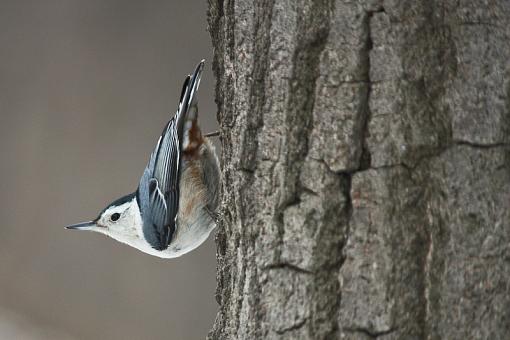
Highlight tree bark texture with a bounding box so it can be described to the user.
[207,1,510,339]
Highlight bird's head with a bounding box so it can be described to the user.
[66,192,143,248]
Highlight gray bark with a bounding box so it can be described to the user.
[207,1,510,339]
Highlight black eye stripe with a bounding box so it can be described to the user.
[111,213,121,222]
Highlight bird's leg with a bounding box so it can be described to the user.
[204,131,220,138]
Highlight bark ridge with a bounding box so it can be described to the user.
[207,1,510,339]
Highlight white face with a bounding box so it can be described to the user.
[67,195,215,259]
[90,199,155,252]
[95,201,140,238]
[78,198,179,258]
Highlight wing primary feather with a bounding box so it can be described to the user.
[140,60,205,250]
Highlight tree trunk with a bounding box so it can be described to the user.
[207,1,510,339]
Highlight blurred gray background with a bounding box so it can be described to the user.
[0,1,218,339]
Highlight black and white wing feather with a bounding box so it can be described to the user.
[138,61,204,250]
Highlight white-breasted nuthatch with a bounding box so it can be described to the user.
[66,61,220,258]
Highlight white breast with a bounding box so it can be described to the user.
[164,157,216,257]
[116,142,218,259]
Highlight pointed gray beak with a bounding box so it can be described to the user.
[65,221,96,230]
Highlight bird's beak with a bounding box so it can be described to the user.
[65,221,96,231]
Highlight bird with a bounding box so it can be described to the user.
[66,60,220,258]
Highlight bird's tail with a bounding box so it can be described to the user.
[175,60,205,154]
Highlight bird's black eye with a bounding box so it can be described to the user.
[111,213,120,222]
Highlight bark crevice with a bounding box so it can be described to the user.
[343,326,397,339]
[208,0,510,338]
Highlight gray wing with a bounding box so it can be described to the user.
[139,60,204,250]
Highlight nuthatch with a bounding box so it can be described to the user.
[66,61,220,258]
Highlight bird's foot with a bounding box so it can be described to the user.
[204,130,220,138]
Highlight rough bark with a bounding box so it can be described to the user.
[207,1,510,339]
